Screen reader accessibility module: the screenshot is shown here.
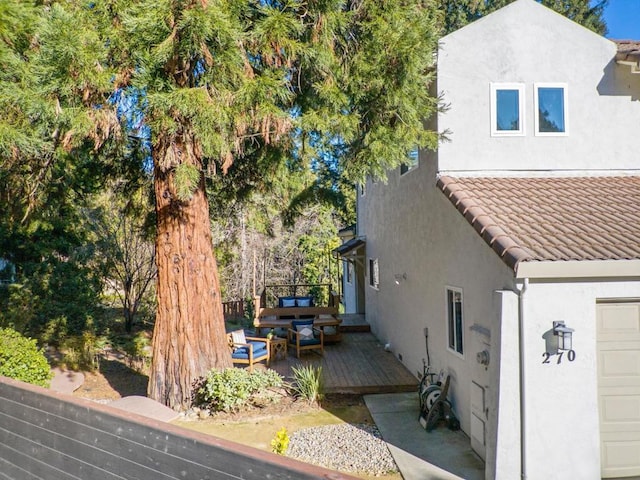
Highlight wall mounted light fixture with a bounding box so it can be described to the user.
[394,273,407,285]
[553,321,574,351]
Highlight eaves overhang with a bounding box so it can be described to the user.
[515,259,640,279]
[332,237,365,258]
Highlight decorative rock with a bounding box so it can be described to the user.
[287,423,398,476]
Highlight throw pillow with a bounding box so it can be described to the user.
[231,330,246,346]
[296,298,311,307]
[282,298,296,307]
[296,324,314,341]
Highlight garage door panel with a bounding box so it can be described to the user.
[600,395,640,424]
[599,350,640,379]
[597,302,640,478]
[602,440,640,477]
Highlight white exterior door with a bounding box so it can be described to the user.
[597,302,640,478]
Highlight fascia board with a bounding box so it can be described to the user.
[515,259,640,279]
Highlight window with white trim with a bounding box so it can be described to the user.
[446,287,464,355]
[534,83,568,136]
[490,83,525,136]
[369,258,379,289]
[400,147,419,175]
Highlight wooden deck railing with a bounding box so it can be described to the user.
[222,299,245,319]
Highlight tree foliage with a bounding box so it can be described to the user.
[1,0,442,408]
[437,0,608,36]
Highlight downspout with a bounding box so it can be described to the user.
[517,278,529,480]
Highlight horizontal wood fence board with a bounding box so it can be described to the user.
[0,376,358,480]
[0,458,41,480]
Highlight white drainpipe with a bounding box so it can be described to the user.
[517,278,529,480]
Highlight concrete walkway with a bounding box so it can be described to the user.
[364,392,485,480]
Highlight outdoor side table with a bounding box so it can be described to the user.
[268,337,287,362]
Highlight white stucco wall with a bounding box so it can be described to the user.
[357,154,517,440]
[520,279,640,479]
[357,1,640,478]
[438,0,640,173]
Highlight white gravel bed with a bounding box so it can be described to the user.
[287,423,398,476]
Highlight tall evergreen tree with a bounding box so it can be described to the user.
[2,0,441,408]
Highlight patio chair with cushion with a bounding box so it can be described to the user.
[287,319,324,358]
[228,329,269,371]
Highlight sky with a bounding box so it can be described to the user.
[602,0,640,39]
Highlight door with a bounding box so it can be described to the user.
[597,302,640,478]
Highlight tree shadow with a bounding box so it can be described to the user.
[98,358,148,398]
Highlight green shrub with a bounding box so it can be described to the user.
[291,365,324,405]
[0,327,52,387]
[271,427,289,455]
[197,367,283,412]
[60,331,101,371]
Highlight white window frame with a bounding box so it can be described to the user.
[490,83,525,137]
[369,258,379,289]
[534,82,568,136]
[345,261,353,284]
[400,147,419,175]
[446,286,464,357]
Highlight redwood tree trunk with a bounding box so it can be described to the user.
[148,139,232,409]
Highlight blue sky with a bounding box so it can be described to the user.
[602,0,640,39]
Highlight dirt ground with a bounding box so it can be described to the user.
[72,357,367,423]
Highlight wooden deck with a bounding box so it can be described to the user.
[267,332,417,394]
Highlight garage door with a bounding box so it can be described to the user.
[597,302,640,478]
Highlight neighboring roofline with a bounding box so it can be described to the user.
[614,40,640,74]
[516,259,640,279]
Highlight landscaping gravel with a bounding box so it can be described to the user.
[287,423,398,476]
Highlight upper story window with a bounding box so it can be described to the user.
[400,147,419,175]
[535,83,568,136]
[490,83,525,136]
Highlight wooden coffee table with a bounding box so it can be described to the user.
[268,337,287,363]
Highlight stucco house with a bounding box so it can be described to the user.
[346,1,640,478]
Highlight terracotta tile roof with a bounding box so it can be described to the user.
[615,40,640,65]
[437,176,640,271]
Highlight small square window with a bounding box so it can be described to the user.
[446,287,464,355]
[490,83,525,136]
[400,147,419,175]
[535,83,568,136]
[369,258,379,289]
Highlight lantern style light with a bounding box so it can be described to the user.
[553,321,574,351]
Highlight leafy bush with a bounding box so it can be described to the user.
[271,427,289,455]
[291,365,324,405]
[60,331,101,371]
[0,327,52,387]
[197,367,283,412]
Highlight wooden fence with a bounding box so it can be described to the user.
[0,376,356,480]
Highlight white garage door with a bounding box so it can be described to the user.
[597,302,640,478]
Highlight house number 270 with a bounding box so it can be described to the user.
[542,350,576,364]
